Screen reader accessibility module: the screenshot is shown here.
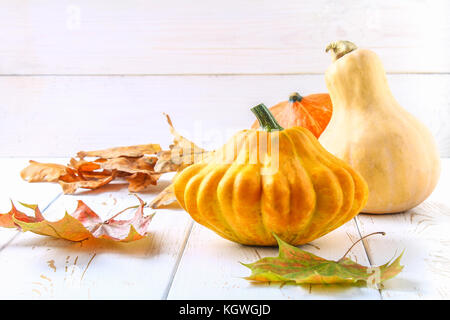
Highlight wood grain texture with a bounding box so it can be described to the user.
[0,0,448,74]
[0,159,450,298]
[1,0,449,300]
[167,219,381,300]
[1,74,448,157]
[355,159,450,299]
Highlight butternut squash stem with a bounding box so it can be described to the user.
[251,103,284,132]
[325,40,358,61]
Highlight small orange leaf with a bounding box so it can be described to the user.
[0,202,19,228]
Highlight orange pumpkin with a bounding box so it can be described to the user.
[251,92,332,138]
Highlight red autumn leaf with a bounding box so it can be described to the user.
[0,196,153,242]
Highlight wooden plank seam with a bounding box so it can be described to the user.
[161,220,194,299]
[353,217,383,299]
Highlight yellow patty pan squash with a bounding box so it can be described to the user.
[173,104,368,246]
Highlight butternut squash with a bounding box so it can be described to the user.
[319,40,441,213]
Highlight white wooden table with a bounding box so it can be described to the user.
[1,0,449,300]
[1,158,449,300]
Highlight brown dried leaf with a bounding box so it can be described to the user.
[58,169,80,182]
[98,156,157,175]
[126,172,160,192]
[77,170,114,180]
[69,157,101,172]
[21,160,70,182]
[77,144,161,159]
[165,114,205,153]
[154,149,210,173]
[59,170,117,194]
[149,183,179,209]
[20,114,207,197]
[154,114,210,173]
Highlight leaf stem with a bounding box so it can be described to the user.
[105,202,147,223]
[339,231,386,261]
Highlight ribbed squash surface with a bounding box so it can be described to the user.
[174,126,368,246]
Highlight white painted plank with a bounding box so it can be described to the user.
[1,74,449,157]
[0,0,448,74]
[0,158,61,247]
[0,159,192,299]
[1,159,449,299]
[167,219,380,300]
[355,159,450,299]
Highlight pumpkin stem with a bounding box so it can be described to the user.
[251,103,284,132]
[326,40,358,62]
[289,92,303,103]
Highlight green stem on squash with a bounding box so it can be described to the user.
[251,103,284,132]
[289,92,303,103]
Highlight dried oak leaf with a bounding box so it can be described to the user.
[149,184,178,209]
[155,149,209,173]
[0,197,153,242]
[77,144,161,159]
[243,234,404,286]
[126,172,160,192]
[154,114,210,173]
[97,156,158,175]
[20,159,116,194]
[69,158,117,181]
[69,157,101,172]
[21,160,74,182]
[20,114,207,196]
[59,170,117,194]
[95,157,161,192]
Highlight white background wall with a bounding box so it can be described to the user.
[0,0,449,156]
